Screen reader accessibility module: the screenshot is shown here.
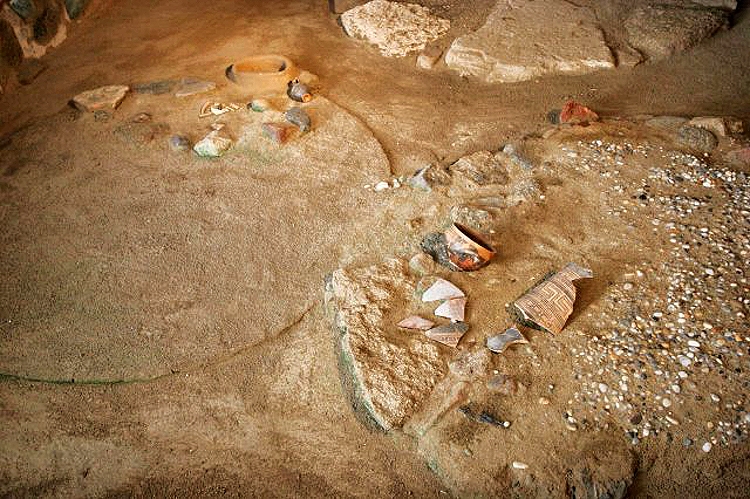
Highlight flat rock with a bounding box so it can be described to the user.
[174,78,216,97]
[72,85,129,112]
[624,5,729,61]
[341,0,450,57]
[325,259,447,431]
[444,0,614,83]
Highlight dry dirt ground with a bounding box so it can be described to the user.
[1,0,750,497]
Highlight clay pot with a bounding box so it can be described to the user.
[225,55,300,96]
[444,224,496,271]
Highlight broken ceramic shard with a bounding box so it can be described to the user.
[422,278,464,302]
[425,322,468,348]
[397,315,434,331]
[444,224,496,271]
[511,263,593,335]
[434,297,466,322]
[486,327,528,353]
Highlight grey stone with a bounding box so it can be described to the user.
[445,0,614,83]
[9,0,34,20]
[65,0,89,19]
[340,0,450,58]
[624,5,729,61]
[678,125,718,152]
[174,78,216,98]
[285,106,311,132]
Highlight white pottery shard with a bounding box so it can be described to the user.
[397,315,435,331]
[434,297,466,322]
[422,278,464,302]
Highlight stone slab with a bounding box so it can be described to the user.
[444,0,614,83]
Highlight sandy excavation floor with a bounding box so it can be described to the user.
[1,0,750,497]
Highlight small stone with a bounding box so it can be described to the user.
[249,99,271,112]
[175,78,216,98]
[512,461,528,470]
[285,106,312,132]
[687,340,701,348]
[168,135,191,152]
[193,129,233,158]
[65,0,89,19]
[598,383,609,393]
[538,397,550,405]
[702,442,712,452]
[72,85,130,112]
[662,398,672,408]
[261,122,293,144]
[710,393,721,403]
[683,437,693,447]
[374,181,390,192]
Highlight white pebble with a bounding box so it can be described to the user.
[662,398,672,408]
[374,181,389,192]
[512,461,528,470]
[702,442,712,453]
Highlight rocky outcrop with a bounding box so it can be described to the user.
[624,4,730,61]
[444,0,614,83]
[340,0,449,57]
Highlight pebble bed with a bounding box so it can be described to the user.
[558,136,749,451]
